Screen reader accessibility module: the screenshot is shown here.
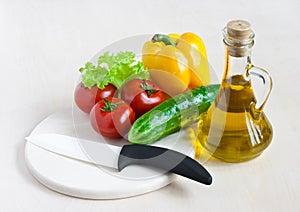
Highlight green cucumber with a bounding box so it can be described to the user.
[128,84,220,144]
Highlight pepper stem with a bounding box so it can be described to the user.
[152,34,176,47]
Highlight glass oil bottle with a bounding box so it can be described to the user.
[197,20,273,162]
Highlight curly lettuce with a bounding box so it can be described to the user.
[79,51,148,89]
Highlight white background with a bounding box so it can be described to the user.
[1,0,300,211]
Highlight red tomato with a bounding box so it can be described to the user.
[90,97,135,138]
[74,82,116,113]
[120,79,165,117]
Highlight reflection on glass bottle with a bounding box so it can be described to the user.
[197,20,273,162]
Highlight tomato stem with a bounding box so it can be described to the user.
[140,80,159,96]
[101,98,122,112]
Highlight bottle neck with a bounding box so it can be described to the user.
[222,26,255,81]
[223,47,252,81]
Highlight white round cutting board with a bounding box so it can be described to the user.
[25,108,196,199]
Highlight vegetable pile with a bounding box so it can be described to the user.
[75,33,218,144]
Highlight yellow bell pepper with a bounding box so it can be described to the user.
[142,33,210,95]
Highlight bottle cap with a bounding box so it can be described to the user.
[224,20,254,57]
[227,20,252,40]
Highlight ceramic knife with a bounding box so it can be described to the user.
[26,133,212,185]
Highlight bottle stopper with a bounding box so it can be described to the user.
[227,20,252,40]
[224,20,254,57]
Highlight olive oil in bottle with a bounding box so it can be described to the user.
[197,20,273,162]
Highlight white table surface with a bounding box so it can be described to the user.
[1,0,300,211]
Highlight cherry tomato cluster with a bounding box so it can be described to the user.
[74,79,165,139]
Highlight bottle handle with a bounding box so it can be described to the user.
[246,65,273,119]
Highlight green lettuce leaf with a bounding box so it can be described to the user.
[79,51,148,89]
